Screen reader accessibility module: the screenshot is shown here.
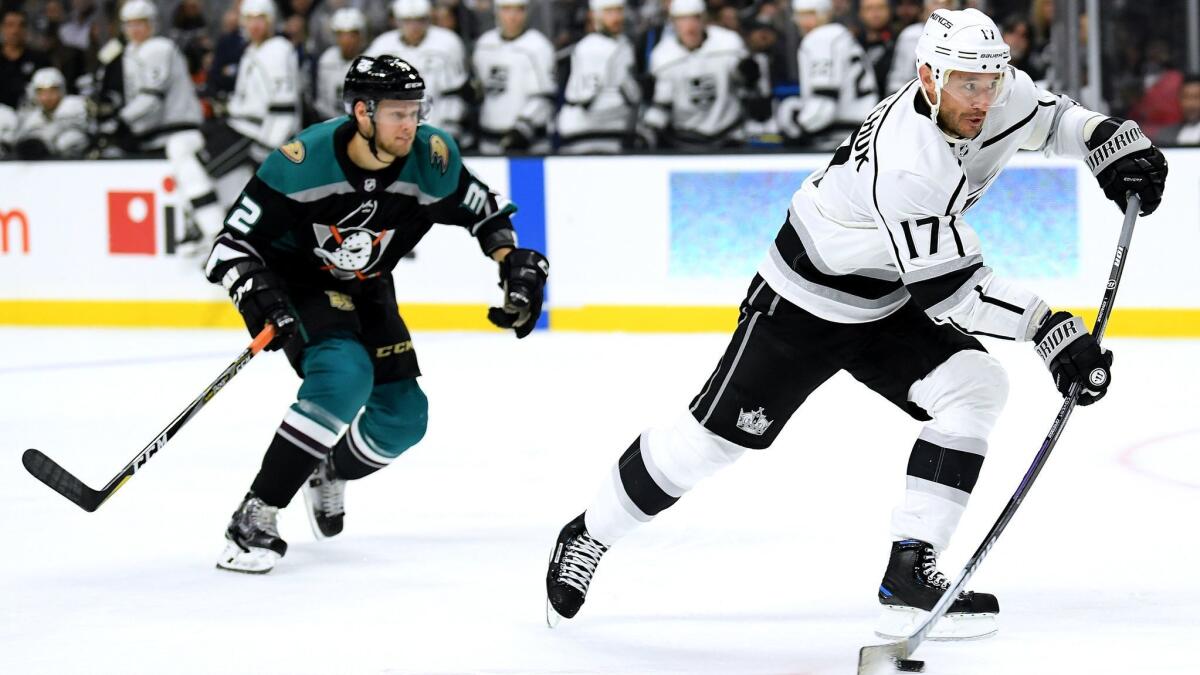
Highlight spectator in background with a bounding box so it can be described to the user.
[205,3,248,105]
[1001,14,1043,82]
[1129,38,1184,142]
[13,67,88,158]
[885,0,956,95]
[57,0,100,53]
[34,1,87,94]
[368,0,472,143]
[557,0,640,154]
[1027,0,1054,83]
[640,0,765,151]
[830,0,852,23]
[715,4,740,33]
[744,17,788,92]
[1156,74,1200,146]
[777,0,877,150]
[314,7,366,121]
[283,11,319,126]
[893,0,923,29]
[1,9,49,108]
[473,0,556,154]
[857,0,894,95]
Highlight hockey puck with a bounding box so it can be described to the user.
[895,658,926,672]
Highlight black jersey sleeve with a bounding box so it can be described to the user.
[203,174,305,283]
[418,128,518,256]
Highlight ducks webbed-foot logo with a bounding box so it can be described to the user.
[312,200,394,280]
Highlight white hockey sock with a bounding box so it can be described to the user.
[584,412,748,546]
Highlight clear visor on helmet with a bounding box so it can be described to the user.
[937,66,1014,110]
[346,94,433,123]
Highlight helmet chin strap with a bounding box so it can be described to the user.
[355,100,387,162]
[920,66,968,141]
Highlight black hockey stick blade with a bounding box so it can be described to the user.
[20,325,276,512]
[22,448,108,512]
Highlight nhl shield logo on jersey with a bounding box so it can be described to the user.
[736,407,773,436]
[280,140,305,164]
[311,200,396,280]
[430,135,449,175]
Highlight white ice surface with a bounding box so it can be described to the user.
[1,328,1197,675]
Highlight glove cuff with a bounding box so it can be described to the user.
[1084,118,1151,176]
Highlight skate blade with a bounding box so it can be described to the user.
[875,605,998,641]
[546,599,565,628]
[216,541,280,574]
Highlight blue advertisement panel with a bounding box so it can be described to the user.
[669,168,1078,280]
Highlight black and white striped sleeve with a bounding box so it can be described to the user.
[875,169,1049,341]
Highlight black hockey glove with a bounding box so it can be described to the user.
[1032,311,1113,406]
[487,248,549,339]
[736,57,761,85]
[224,261,298,351]
[1086,117,1167,216]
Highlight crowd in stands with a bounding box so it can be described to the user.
[0,0,1197,162]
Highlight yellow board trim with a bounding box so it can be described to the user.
[551,305,1200,338]
[0,300,499,331]
[0,301,1198,337]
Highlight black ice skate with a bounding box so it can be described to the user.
[877,539,999,640]
[216,492,288,574]
[545,513,609,627]
[301,455,345,539]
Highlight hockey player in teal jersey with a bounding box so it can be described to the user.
[205,55,548,573]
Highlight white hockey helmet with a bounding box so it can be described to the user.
[119,0,157,23]
[495,0,530,7]
[392,0,432,19]
[331,7,367,33]
[589,0,625,12]
[240,0,277,21]
[792,0,832,13]
[914,8,1012,118]
[669,0,705,18]
[31,67,65,91]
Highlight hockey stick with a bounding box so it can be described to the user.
[857,195,1141,674]
[21,324,277,512]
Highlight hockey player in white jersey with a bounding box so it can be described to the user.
[639,0,764,150]
[367,0,471,143]
[776,0,878,150]
[188,0,300,247]
[108,0,225,253]
[314,8,367,121]
[545,7,1167,640]
[472,0,556,154]
[557,0,640,154]
[13,67,88,158]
